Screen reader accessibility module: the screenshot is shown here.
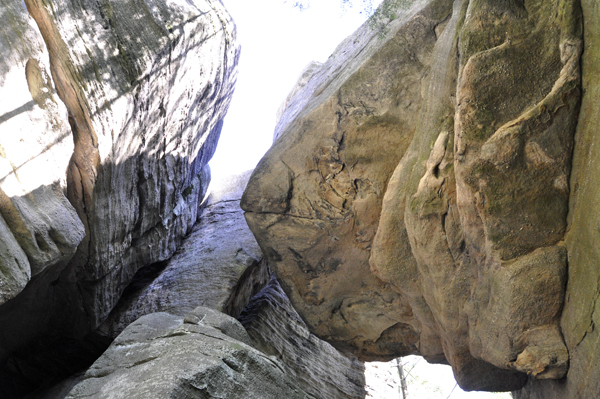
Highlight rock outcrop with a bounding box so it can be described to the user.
[239,274,366,399]
[0,0,238,394]
[96,171,365,399]
[11,170,367,398]
[243,0,582,391]
[66,308,314,399]
[0,0,85,307]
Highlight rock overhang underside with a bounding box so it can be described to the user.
[242,0,582,391]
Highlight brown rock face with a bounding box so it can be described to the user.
[242,0,581,391]
[512,0,600,397]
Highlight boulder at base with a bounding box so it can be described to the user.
[67,308,314,399]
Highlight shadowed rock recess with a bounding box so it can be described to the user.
[243,0,585,392]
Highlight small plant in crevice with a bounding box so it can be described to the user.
[367,0,416,36]
[284,0,416,36]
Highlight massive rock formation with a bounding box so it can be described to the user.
[512,0,600,397]
[243,0,582,391]
[11,170,367,398]
[84,171,367,399]
[0,0,238,394]
[3,0,600,396]
[0,0,85,308]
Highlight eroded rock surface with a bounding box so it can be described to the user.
[66,308,314,399]
[239,274,366,399]
[0,0,85,306]
[243,0,581,391]
[512,0,600,398]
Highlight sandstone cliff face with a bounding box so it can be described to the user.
[243,0,582,391]
[3,0,599,396]
[0,0,238,392]
[512,0,600,397]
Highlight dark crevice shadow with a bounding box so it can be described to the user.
[0,101,36,125]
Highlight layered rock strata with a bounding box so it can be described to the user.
[0,0,238,393]
[99,170,269,338]
[239,274,366,399]
[242,0,581,391]
[97,171,365,398]
[15,171,368,399]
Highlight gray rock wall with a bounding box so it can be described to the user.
[98,170,269,338]
[240,275,366,399]
[66,308,315,399]
[0,0,239,393]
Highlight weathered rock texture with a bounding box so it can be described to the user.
[91,171,365,399]
[243,0,582,391]
[239,274,366,399]
[66,308,314,399]
[0,0,85,306]
[98,170,269,338]
[512,1,600,398]
[0,0,238,393]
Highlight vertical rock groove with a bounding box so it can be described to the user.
[24,0,100,264]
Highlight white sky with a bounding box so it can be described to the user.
[366,356,512,399]
[210,0,379,178]
[210,1,513,398]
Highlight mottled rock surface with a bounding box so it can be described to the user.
[239,274,366,399]
[0,0,238,394]
[66,308,314,399]
[512,1,600,398]
[99,170,269,338]
[243,0,441,363]
[243,0,581,391]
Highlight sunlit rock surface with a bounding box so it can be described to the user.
[0,0,238,394]
[66,308,314,399]
[243,0,581,391]
[0,0,84,306]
